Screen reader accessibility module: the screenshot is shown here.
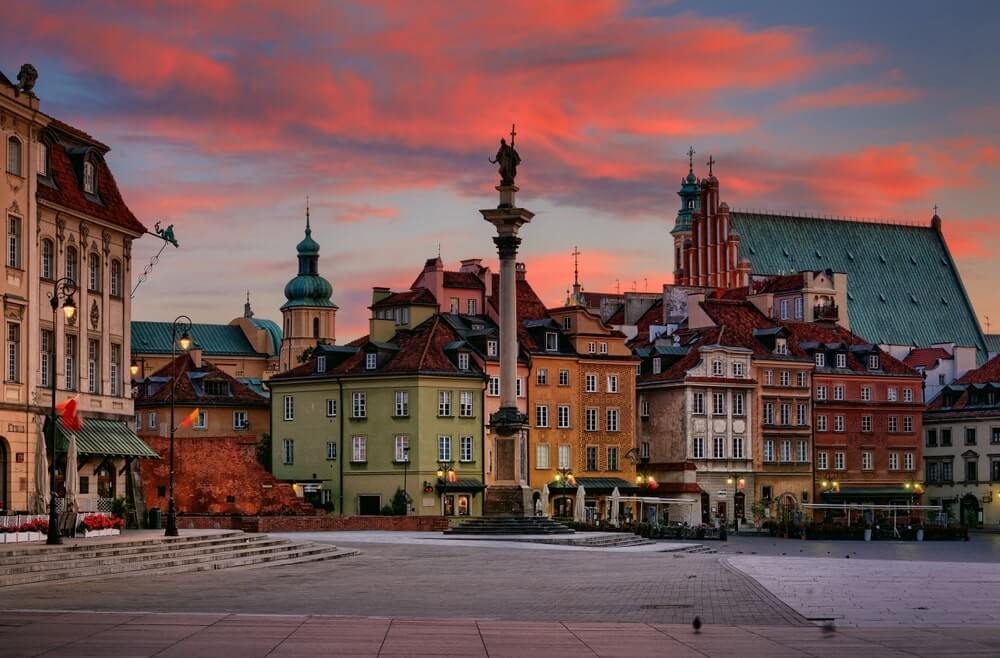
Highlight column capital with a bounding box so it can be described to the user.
[493,235,522,260]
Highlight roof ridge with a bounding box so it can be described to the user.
[731,208,930,229]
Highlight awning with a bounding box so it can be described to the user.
[52,418,159,459]
[547,477,639,495]
[437,478,486,493]
[823,487,920,498]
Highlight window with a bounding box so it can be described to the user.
[815,353,825,367]
[39,329,52,388]
[834,415,844,432]
[585,373,597,393]
[487,377,499,396]
[942,461,953,481]
[586,446,598,471]
[352,391,366,418]
[794,297,803,320]
[536,404,549,428]
[459,391,473,417]
[713,392,726,415]
[395,435,409,462]
[775,339,788,356]
[818,452,828,470]
[862,415,872,432]
[816,385,827,401]
[40,239,53,279]
[862,452,872,470]
[868,354,880,370]
[558,369,570,386]
[517,377,524,397]
[780,440,791,463]
[942,429,952,446]
[135,413,141,432]
[110,260,122,297]
[536,444,550,469]
[797,440,808,462]
[352,436,366,462]
[193,410,207,429]
[487,340,498,357]
[640,398,650,418]
[282,439,294,464]
[326,398,338,417]
[993,461,1000,482]
[693,392,705,415]
[66,246,77,284]
[607,446,619,471]
[467,298,477,315]
[926,429,938,447]
[904,416,913,433]
[887,387,897,402]
[606,408,619,432]
[836,353,847,369]
[562,316,572,330]
[796,403,806,425]
[993,428,1000,445]
[449,298,459,313]
[365,353,376,370]
[233,411,248,429]
[88,253,100,292]
[966,427,977,446]
[327,441,337,461]
[834,385,845,401]
[599,342,608,354]
[457,352,469,371]
[763,440,774,463]
[889,453,899,470]
[607,375,619,393]
[834,452,845,470]
[764,370,773,385]
[904,452,914,470]
[557,404,570,428]
[732,436,744,459]
[585,407,598,431]
[860,386,871,401]
[797,371,807,387]
[316,356,326,373]
[712,360,724,376]
[5,322,18,383]
[693,437,706,459]
[36,141,47,175]
[780,370,790,386]
[7,215,20,268]
[763,402,774,425]
[438,390,452,416]
[545,332,558,351]
[817,415,827,432]
[903,387,913,403]
[733,361,744,378]
[6,136,21,176]
[460,436,473,462]
[733,393,744,417]
[397,391,413,419]
[780,299,789,320]
[558,444,572,469]
[149,411,157,429]
[536,368,548,385]
[640,441,650,459]
[711,436,725,459]
[283,395,294,421]
[588,342,596,354]
[83,160,96,194]
[64,334,77,391]
[652,358,662,375]
[312,317,320,338]
[938,373,946,385]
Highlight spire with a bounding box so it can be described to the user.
[305,196,311,236]
[567,245,584,305]
[244,290,254,318]
[687,146,695,174]
[707,154,716,177]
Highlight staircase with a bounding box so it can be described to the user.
[483,485,525,517]
[446,516,574,535]
[0,531,358,588]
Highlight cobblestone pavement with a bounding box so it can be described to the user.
[710,532,1000,562]
[726,554,1000,627]
[2,611,1000,657]
[6,541,803,626]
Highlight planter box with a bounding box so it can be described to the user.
[14,532,29,542]
[83,528,121,538]
[28,532,42,542]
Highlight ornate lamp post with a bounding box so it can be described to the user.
[46,278,77,545]
[129,357,146,380]
[553,467,575,487]
[164,315,192,537]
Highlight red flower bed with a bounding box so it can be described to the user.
[78,514,125,532]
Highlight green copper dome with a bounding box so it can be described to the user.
[282,211,337,310]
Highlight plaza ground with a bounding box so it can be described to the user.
[4,531,1000,656]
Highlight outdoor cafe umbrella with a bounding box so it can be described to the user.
[540,483,550,517]
[64,431,80,516]
[609,487,620,527]
[32,427,49,514]
[573,484,587,523]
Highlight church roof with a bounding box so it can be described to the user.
[729,212,987,359]
[132,322,265,357]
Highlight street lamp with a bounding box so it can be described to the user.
[129,357,146,379]
[164,315,192,537]
[725,472,747,531]
[46,278,77,545]
[553,467,575,486]
[436,461,456,483]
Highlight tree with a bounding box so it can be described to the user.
[256,433,273,472]
[390,487,411,515]
[298,340,330,364]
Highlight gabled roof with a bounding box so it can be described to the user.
[730,212,987,358]
[443,271,485,290]
[956,353,1000,385]
[370,287,438,309]
[135,353,269,408]
[903,346,952,370]
[132,322,267,357]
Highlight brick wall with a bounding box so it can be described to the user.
[246,515,449,532]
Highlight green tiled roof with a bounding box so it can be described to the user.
[55,418,159,459]
[132,322,263,357]
[730,213,987,360]
[249,318,283,357]
[986,334,1000,355]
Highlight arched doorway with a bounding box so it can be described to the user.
[553,496,573,518]
[0,438,7,513]
[960,494,981,528]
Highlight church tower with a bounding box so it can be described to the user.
[672,147,700,283]
[279,205,337,371]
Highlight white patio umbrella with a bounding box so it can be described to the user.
[573,484,587,523]
[540,484,550,517]
[64,432,80,516]
[609,487,620,527]
[32,427,49,514]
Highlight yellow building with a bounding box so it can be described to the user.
[0,65,154,514]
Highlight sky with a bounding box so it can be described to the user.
[5,0,999,340]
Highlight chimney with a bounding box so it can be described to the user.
[515,262,527,281]
[189,347,203,369]
[459,258,482,273]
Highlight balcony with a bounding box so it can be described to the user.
[814,302,839,322]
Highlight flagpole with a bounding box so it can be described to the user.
[165,315,193,537]
[47,278,77,545]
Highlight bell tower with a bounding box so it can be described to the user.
[672,146,700,284]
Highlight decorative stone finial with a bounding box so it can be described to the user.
[15,64,37,96]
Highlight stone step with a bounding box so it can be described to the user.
[0,533,263,568]
[0,530,247,561]
[446,516,574,535]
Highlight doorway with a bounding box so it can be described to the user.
[700,492,710,524]
[496,438,515,481]
[734,492,746,520]
[960,494,981,528]
[358,495,381,516]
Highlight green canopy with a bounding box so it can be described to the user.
[51,417,159,459]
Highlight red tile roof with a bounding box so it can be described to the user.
[136,353,268,407]
[488,273,551,352]
[904,347,952,370]
[370,287,437,309]
[956,353,1000,384]
[443,271,485,290]
[751,273,805,294]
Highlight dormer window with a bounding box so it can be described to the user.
[365,353,377,370]
[487,339,498,357]
[836,353,847,369]
[562,316,572,330]
[775,338,788,355]
[545,332,558,352]
[458,352,469,371]
[868,354,880,370]
[652,357,662,374]
[732,361,744,378]
[712,360,724,376]
[599,342,608,354]
[204,380,230,396]
[814,353,825,367]
[316,356,327,373]
[83,160,96,194]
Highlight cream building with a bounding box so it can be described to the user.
[0,65,153,515]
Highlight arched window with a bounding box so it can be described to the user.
[6,137,22,176]
[110,259,122,297]
[40,239,54,280]
[66,246,78,284]
[83,160,96,194]
[88,252,101,292]
[312,317,320,339]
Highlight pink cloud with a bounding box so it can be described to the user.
[780,82,921,112]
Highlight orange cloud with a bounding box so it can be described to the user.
[780,82,920,112]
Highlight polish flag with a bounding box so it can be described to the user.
[56,397,83,432]
[178,408,200,429]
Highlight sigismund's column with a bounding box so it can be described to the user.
[481,127,533,491]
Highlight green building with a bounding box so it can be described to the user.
[268,315,486,517]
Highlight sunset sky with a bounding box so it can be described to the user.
[6,1,998,340]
